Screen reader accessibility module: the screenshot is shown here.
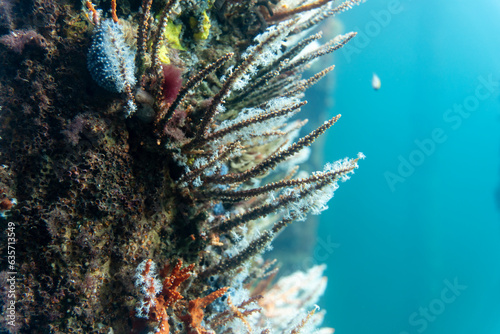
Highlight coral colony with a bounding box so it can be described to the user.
[0,0,365,332]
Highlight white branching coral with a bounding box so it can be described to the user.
[257,265,333,333]
[211,96,303,145]
[285,152,365,220]
[163,11,366,330]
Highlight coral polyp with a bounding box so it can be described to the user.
[0,0,366,332]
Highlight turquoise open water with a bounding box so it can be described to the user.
[318,0,500,333]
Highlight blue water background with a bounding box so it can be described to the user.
[317,0,500,333]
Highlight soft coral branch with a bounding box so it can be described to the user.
[180,287,230,334]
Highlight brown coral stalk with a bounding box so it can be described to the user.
[177,142,242,186]
[290,307,319,334]
[284,65,335,97]
[199,157,356,201]
[188,19,298,149]
[158,52,234,132]
[136,0,154,71]
[201,216,294,278]
[205,114,341,185]
[151,0,179,70]
[281,32,357,74]
[294,0,364,32]
[208,152,360,235]
[205,101,307,143]
[230,32,323,105]
[268,0,335,22]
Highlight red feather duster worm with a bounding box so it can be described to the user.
[161,64,182,105]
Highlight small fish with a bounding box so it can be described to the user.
[371,73,381,90]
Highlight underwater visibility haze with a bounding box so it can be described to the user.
[319,0,500,334]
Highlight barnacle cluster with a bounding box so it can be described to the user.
[0,0,366,332]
